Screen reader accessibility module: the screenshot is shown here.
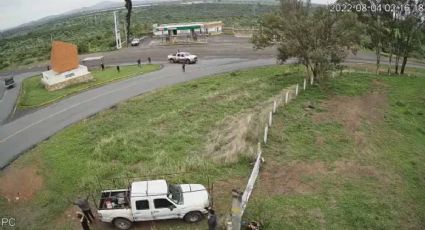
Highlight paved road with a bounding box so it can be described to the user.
[0,58,279,169]
[0,71,42,124]
[0,35,424,169]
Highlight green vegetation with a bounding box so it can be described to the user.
[2,64,425,229]
[244,72,425,229]
[0,3,273,71]
[18,64,160,108]
[0,65,302,229]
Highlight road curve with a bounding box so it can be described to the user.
[0,58,277,169]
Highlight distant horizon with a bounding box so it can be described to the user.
[0,0,334,32]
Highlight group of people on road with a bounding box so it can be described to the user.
[98,57,152,73]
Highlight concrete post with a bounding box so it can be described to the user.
[310,76,314,85]
[231,189,243,230]
[285,91,289,104]
[269,111,273,127]
[303,79,306,90]
[264,125,268,144]
[295,84,299,96]
[273,101,277,114]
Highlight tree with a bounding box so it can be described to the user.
[343,0,425,75]
[252,0,361,82]
[396,1,425,74]
[124,0,133,46]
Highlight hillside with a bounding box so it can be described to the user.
[0,3,274,71]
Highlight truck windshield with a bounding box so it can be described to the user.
[168,184,183,204]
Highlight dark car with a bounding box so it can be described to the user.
[4,77,16,89]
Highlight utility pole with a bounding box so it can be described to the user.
[114,11,122,49]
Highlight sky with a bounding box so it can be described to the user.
[0,0,334,31]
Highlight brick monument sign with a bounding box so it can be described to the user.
[41,41,93,91]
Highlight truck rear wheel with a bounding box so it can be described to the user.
[184,211,203,223]
[113,218,132,230]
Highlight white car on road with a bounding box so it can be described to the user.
[131,38,140,46]
[97,179,210,230]
[168,52,198,64]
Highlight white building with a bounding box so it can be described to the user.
[153,21,223,37]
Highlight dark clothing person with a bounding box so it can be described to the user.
[137,59,141,67]
[116,65,120,72]
[208,209,218,230]
[77,213,90,230]
[182,63,186,72]
[101,63,105,71]
[148,57,151,64]
[47,65,50,70]
[83,209,95,221]
[73,197,94,222]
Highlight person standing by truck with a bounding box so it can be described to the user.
[76,212,91,230]
[207,209,218,230]
[182,63,186,72]
[73,196,95,222]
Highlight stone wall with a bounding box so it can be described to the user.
[45,73,94,91]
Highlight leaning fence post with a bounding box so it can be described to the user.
[285,91,289,104]
[303,79,307,90]
[273,101,277,114]
[268,111,273,127]
[264,125,268,144]
[295,84,299,96]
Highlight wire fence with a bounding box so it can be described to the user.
[227,77,313,230]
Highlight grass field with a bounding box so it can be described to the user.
[0,65,303,230]
[244,72,425,229]
[1,65,424,229]
[18,64,161,108]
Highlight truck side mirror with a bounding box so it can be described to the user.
[169,205,176,211]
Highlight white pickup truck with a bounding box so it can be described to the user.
[97,179,210,229]
[168,52,198,64]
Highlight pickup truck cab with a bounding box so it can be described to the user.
[98,179,210,230]
[4,77,16,89]
[168,52,198,64]
[131,38,140,46]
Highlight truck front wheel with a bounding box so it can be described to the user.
[184,211,203,223]
[113,218,132,230]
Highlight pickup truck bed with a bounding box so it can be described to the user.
[99,189,130,210]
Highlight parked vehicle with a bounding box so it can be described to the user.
[168,52,198,64]
[4,77,15,89]
[131,38,140,46]
[97,179,210,230]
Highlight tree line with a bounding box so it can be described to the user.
[253,0,425,81]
